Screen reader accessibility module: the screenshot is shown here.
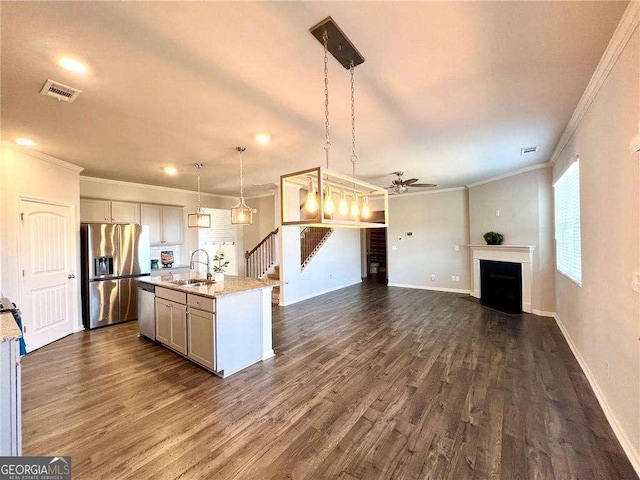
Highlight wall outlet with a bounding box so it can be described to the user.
[329,274,333,279]
[495,210,500,217]
[454,245,459,251]
[392,245,397,250]
[431,274,436,281]
[455,276,460,282]
[451,275,456,281]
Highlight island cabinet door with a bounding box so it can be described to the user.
[170,303,187,355]
[187,308,215,370]
[155,298,172,346]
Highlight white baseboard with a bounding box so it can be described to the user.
[280,279,362,306]
[553,313,640,476]
[387,283,471,294]
[531,309,556,318]
[261,349,275,361]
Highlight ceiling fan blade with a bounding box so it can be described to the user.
[408,183,437,188]
[403,178,419,185]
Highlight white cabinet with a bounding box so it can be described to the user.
[155,289,187,355]
[80,199,140,224]
[111,201,140,224]
[141,204,183,245]
[187,307,216,370]
[0,334,21,455]
[141,204,162,244]
[80,199,111,223]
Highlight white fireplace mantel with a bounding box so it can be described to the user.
[467,245,536,313]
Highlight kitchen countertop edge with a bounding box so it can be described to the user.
[138,274,280,299]
[0,311,22,342]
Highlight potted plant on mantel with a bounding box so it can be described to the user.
[213,250,229,283]
[483,231,504,245]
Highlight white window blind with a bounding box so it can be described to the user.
[554,160,582,285]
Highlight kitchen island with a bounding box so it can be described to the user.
[138,273,277,377]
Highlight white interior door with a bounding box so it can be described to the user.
[19,200,77,352]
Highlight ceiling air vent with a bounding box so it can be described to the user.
[40,79,82,103]
[520,146,538,155]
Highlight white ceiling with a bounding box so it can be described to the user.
[1,1,628,196]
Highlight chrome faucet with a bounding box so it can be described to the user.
[189,249,212,280]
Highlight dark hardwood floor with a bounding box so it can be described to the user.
[22,281,637,479]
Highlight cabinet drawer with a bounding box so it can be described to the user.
[156,287,186,304]
[187,294,214,312]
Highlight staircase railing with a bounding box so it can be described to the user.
[301,227,333,269]
[245,228,278,278]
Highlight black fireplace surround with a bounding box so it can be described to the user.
[480,260,522,315]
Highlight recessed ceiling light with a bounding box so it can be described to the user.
[164,167,177,176]
[59,57,87,74]
[255,133,270,145]
[16,137,35,147]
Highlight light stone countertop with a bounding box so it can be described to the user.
[139,273,281,299]
[0,311,22,342]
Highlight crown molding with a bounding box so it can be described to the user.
[466,162,551,188]
[1,141,84,173]
[550,2,640,165]
[246,191,276,200]
[80,175,238,199]
[388,186,467,199]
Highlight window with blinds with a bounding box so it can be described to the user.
[554,160,582,285]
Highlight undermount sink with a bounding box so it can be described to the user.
[169,278,216,287]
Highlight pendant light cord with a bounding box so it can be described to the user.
[323,30,331,170]
[350,60,357,178]
[195,163,204,211]
[236,147,246,201]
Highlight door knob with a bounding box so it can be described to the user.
[68,274,76,279]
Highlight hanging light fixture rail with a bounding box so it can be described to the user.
[281,17,388,229]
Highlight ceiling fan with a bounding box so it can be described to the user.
[387,171,436,194]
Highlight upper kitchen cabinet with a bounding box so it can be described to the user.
[141,204,183,245]
[80,199,111,223]
[111,201,140,224]
[80,199,140,224]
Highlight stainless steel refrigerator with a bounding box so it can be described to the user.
[80,224,151,329]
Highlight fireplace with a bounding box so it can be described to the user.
[480,260,522,314]
[469,244,535,313]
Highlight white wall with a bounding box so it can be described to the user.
[244,194,277,253]
[553,23,639,470]
[280,227,362,305]
[468,167,556,312]
[387,188,470,292]
[0,144,82,328]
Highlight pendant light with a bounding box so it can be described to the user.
[280,17,388,228]
[324,186,336,215]
[188,163,211,228]
[231,146,253,225]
